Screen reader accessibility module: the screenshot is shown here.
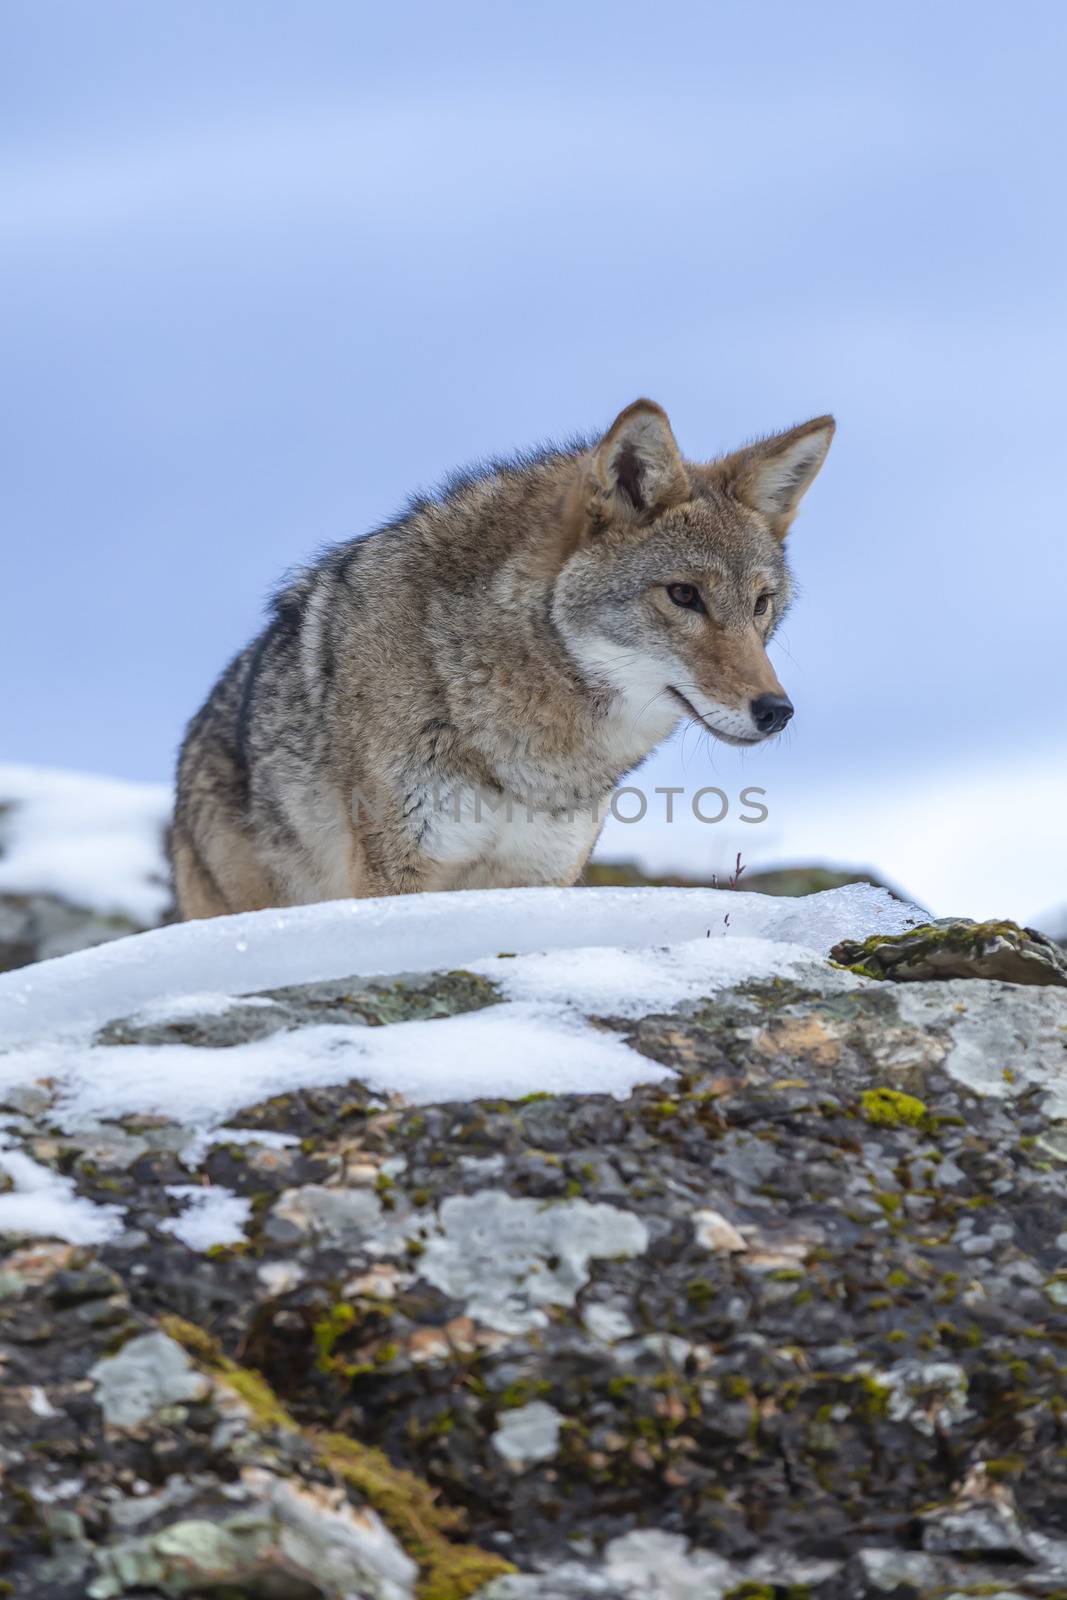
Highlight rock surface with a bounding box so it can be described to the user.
[0,889,154,974]
[832,918,1067,988]
[2,951,1066,1598]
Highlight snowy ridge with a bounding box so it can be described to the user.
[0,883,925,1246]
[0,882,921,1049]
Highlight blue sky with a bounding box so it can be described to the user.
[3,1,1066,920]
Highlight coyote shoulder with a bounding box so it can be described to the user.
[171,400,833,918]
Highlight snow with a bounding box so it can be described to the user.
[0,1147,124,1244]
[470,934,831,1017]
[0,764,171,925]
[160,1184,253,1249]
[0,999,663,1132]
[0,880,921,1049]
[0,880,927,1248]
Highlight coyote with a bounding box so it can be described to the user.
[172,400,833,917]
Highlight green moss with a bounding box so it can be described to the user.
[162,1318,296,1432]
[160,1316,512,1599]
[322,1432,513,1599]
[833,958,882,979]
[861,1088,928,1128]
[248,1189,276,1222]
[885,1269,910,1289]
[497,1378,551,1408]
[853,1372,891,1421]
[925,1112,965,1131]
[724,1585,774,1600]
[606,1375,637,1399]
[425,1411,455,1437]
[844,918,1026,958]
[720,1374,751,1401]
[313,1302,358,1371]
[646,1098,680,1118]
[161,1314,219,1361]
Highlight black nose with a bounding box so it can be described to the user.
[750,693,794,735]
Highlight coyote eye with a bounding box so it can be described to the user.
[754,592,773,617]
[666,583,704,612]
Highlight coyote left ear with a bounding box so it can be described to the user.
[713,415,835,539]
[586,399,690,531]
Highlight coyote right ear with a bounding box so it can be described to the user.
[572,400,690,537]
[711,416,835,539]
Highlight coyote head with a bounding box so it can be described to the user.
[552,399,834,746]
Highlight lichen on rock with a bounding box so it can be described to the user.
[3,919,1067,1596]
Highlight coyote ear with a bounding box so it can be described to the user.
[713,416,835,539]
[586,399,690,531]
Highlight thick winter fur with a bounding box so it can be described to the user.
[171,401,834,918]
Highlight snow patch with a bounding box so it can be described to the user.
[0,1147,124,1245]
[0,764,171,925]
[0,882,920,1049]
[472,933,844,1017]
[0,1004,673,1133]
[160,1184,253,1251]
[0,884,929,1142]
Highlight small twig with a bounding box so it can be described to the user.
[723,852,745,928]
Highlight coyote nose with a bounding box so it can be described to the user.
[750,694,794,735]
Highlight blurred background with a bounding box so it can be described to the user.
[3,1,1065,926]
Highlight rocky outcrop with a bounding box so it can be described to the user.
[0,890,153,974]
[832,918,1067,988]
[2,954,1066,1597]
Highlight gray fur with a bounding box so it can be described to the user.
[171,400,833,917]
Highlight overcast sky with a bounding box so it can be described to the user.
[3,1,1065,923]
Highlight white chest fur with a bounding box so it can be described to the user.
[419,784,603,889]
